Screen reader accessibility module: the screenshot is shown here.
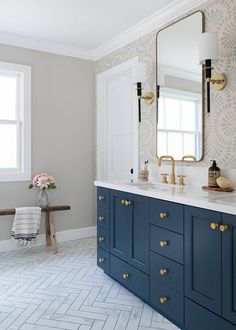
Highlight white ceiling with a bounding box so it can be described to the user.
[0,0,208,60]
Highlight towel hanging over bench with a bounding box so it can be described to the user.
[11,207,41,246]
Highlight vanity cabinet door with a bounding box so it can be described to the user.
[185,206,222,315]
[222,213,236,326]
[110,190,129,261]
[127,194,149,274]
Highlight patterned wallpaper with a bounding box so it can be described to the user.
[96,0,236,168]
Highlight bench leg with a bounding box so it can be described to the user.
[49,213,57,254]
[45,212,51,246]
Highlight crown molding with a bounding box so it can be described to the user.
[0,31,94,60]
[92,0,208,61]
[0,0,208,61]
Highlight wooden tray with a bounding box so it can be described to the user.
[202,186,234,193]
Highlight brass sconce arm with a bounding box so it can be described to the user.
[138,92,155,105]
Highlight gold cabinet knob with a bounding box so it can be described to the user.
[122,273,129,280]
[160,268,167,276]
[160,212,168,219]
[98,195,104,201]
[121,199,125,205]
[125,200,132,206]
[98,257,104,263]
[160,297,168,304]
[97,216,105,222]
[160,241,167,248]
[210,222,219,230]
[220,225,228,232]
[98,236,105,242]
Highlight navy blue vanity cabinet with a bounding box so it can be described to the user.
[222,213,236,326]
[185,206,222,315]
[96,185,236,330]
[110,190,149,274]
[97,187,110,273]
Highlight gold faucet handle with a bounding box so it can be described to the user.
[177,175,186,186]
[161,173,169,184]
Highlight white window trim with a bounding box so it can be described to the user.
[158,89,202,159]
[0,61,31,182]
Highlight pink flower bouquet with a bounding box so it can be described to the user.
[29,172,56,190]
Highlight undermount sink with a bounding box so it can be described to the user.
[124,181,178,191]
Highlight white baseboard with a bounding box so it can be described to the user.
[0,226,97,253]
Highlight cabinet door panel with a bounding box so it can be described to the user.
[128,194,149,274]
[222,213,236,325]
[185,206,221,315]
[185,298,235,330]
[110,190,129,261]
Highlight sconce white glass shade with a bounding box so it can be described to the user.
[199,32,218,64]
[132,62,146,83]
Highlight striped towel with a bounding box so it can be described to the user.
[11,207,41,246]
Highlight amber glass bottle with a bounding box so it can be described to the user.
[208,160,221,187]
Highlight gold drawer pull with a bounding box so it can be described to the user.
[122,273,129,280]
[160,268,168,276]
[160,241,168,248]
[98,216,105,221]
[98,236,105,242]
[98,257,104,263]
[98,195,104,201]
[160,212,168,219]
[121,199,125,205]
[210,222,219,230]
[220,225,228,232]
[160,297,168,304]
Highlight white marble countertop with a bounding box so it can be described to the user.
[94,180,236,215]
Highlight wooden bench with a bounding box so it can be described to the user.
[0,205,71,254]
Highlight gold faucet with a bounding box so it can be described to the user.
[158,156,176,185]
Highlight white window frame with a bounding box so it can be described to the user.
[0,61,31,182]
[158,88,202,159]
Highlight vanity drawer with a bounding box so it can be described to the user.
[150,225,183,264]
[150,251,183,293]
[110,255,149,303]
[97,226,109,252]
[97,247,110,274]
[150,199,183,234]
[150,278,183,326]
[97,187,109,209]
[97,207,109,230]
[185,299,235,330]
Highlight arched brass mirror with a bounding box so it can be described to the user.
[156,11,204,161]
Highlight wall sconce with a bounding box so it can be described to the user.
[132,62,155,122]
[199,32,227,113]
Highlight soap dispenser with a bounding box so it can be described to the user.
[208,160,221,187]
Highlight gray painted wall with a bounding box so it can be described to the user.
[0,43,95,241]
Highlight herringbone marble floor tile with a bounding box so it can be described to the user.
[0,237,180,330]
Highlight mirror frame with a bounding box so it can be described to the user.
[156,11,205,162]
